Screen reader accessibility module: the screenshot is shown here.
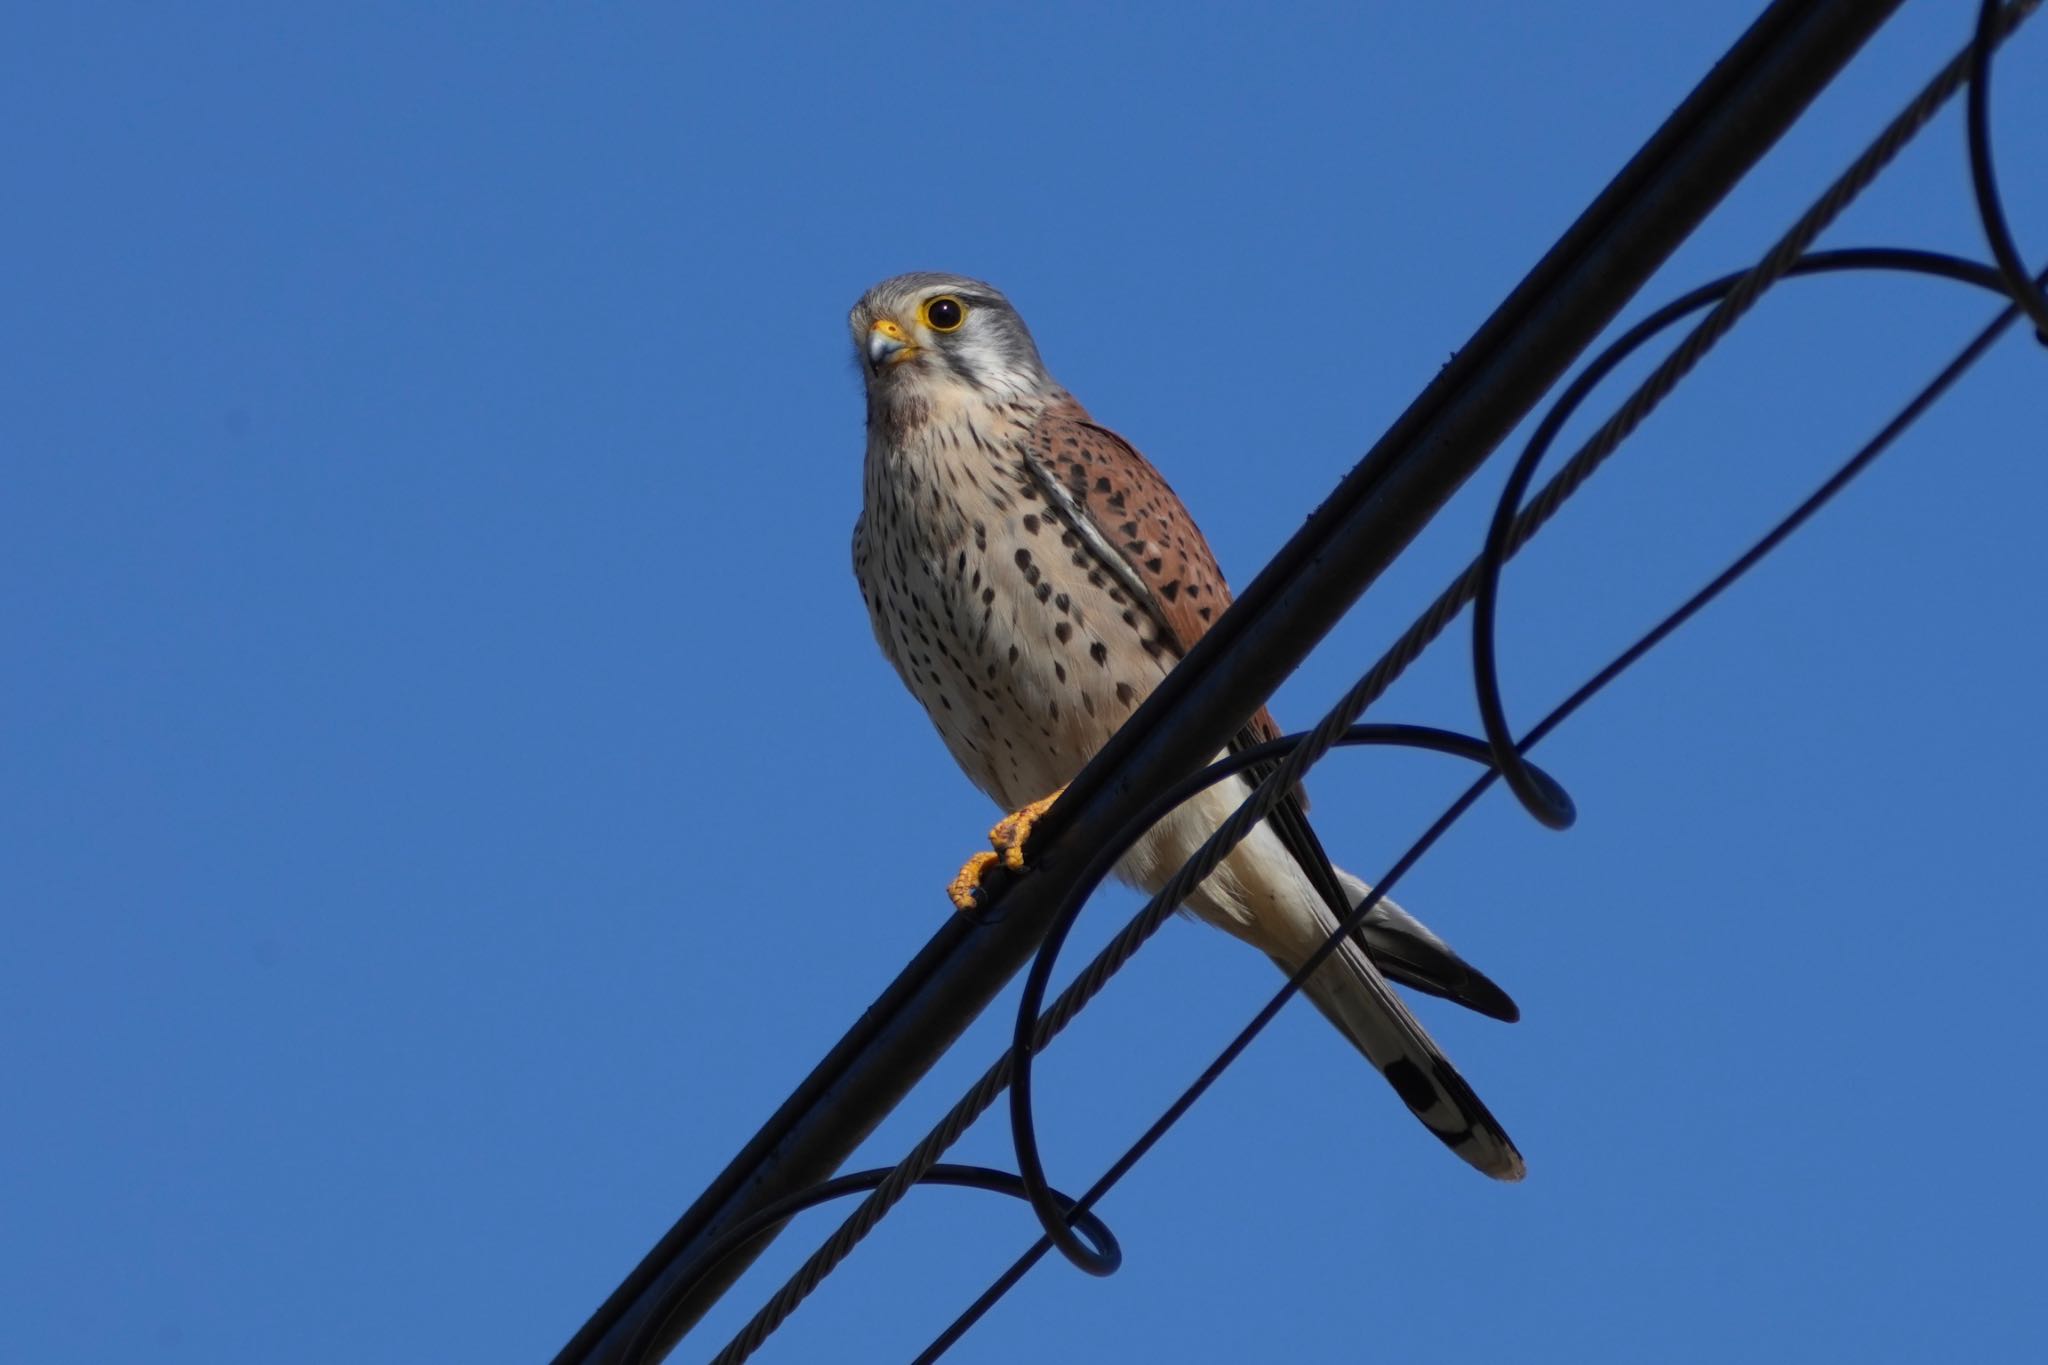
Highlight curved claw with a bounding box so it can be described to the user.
[948,851,1000,911]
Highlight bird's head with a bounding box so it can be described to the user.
[849,273,1055,411]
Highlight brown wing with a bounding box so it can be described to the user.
[1023,401,1528,1020]
[1018,397,1290,754]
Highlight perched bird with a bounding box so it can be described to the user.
[849,271,1523,1180]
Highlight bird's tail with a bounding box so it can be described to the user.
[1281,906,1525,1182]
[1340,870,1521,1023]
[1121,784,1522,1179]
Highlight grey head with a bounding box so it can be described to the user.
[849,272,1058,407]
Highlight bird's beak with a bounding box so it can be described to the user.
[868,317,917,369]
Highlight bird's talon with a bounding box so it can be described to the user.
[987,787,1064,872]
[948,788,1066,912]
[948,851,1000,911]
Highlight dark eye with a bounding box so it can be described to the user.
[921,295,967,332]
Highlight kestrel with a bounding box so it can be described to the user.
[849,272,1523,1180]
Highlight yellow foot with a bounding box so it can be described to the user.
[989,787,1066,871]
[945,786,1068,911]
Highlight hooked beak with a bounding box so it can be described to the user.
[868,317,917,369]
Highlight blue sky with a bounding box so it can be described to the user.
[5,3,2045,1361]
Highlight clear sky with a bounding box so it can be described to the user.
[5,3,2045,1362]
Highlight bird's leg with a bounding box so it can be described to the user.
[946,786,1068,911]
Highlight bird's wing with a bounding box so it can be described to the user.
[1019,399,1520,1023]
[1017,398,1289,749]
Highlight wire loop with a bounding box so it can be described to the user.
[1471,249,2010,832]
[1970,0,2048,339]
[1006,726,1569,1271]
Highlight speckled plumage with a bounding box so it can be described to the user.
[849,272,1523,1180]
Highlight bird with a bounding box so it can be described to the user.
[848,271,1524,1180]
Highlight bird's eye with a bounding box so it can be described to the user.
[921,296,967,332]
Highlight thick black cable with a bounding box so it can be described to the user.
[626,9,1889,1350]
[701,8,2039,1360]
[922,259,2048,1365]
[616,1165,1115,1365]
[575,8,1920,1359]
